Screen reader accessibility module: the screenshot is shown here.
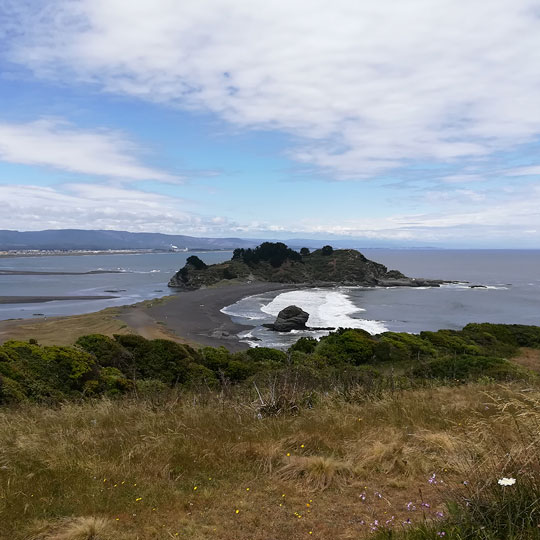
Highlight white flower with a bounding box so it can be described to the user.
[498,477,516,486]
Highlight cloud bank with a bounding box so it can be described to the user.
[0,118,177,182]
[5,0,540,178]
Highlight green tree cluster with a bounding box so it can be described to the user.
[232,242,302,268]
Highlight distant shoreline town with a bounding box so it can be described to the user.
[0,248,231,258]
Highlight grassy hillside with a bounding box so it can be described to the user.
[2,381,540,539]
[1,324,540,539]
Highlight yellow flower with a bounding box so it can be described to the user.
[193,486,198,490]
[286,453,290,457]
[235,509,240,514]
[300,444,305,448]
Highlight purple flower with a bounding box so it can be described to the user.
[421,502,431,508]
[437,532,446,537]
[428,473,437,485]
[436,511,444,518]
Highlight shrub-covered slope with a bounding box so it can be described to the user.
[1,323,539,405]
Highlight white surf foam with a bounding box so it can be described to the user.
[260,289,388,334]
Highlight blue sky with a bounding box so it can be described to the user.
[1,0,540,247]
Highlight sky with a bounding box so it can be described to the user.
[0,0,540,248]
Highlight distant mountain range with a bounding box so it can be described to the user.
[0,229,260,251]
[0,229,437,252]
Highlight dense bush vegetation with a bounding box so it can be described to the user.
[232,242,302,268]
[1,323,538,405]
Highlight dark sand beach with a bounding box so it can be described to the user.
[122,281,300,351]
[0,281,299,350]
[0,295,118,304]
[0,269,123,275]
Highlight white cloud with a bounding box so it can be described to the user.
[0,118,177,182]
[506,166,540,176]
[0,183,233,233]
[5,0,540,178]
[1,180,538,246]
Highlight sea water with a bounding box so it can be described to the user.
[221,249,540,348]
[0,251,232,320]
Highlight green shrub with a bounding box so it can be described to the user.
[114,335,198,385]
[289,337,318,354]
[420,329,483,356]
[246,347,287,364]
[76,334,132,370]
[414,355,526,382]
[99,367,134,395]
[316,329,375,365]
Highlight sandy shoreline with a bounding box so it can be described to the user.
[0,281,299,350]
[0,295,118,304]
[123,282,300,351]
[0,270,124,276]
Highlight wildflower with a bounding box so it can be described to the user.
[498,477,516,486]
[135,497,142,502]
[193,486,198,490]
[246,488,250,491]
[463,480,469,485]
[235,509,240,514]
[402,518,411,525]
[428,473,437,485]
[421,502,431,508]
[286,453,291,457]
[360,492,366,501]
[375,491,382,498]
[436,511,444,518]
[437,532,446,537]
[301,444,305,448]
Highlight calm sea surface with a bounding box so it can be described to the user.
[1,250,539,349]
[0,251,232,320]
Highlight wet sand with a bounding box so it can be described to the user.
[124,281,301,351]
[0,295,118,304]
[0,270,123,276]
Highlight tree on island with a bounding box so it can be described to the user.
[321,245,334,256]
[232,242,302,268]
[186,255,207,270]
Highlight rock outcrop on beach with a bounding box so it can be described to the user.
[168,242,445,290]
[263,305,310,332]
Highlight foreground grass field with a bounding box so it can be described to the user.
[2,380,540,539]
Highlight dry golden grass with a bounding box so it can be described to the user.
[0,299,191,347]
[0,308,129,346]
[1,382,540,539]
[29,517,113,540]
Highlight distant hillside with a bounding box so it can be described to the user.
[0,229,258,251]
[168,242,444,289]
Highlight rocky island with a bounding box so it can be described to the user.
[168,242,445,290]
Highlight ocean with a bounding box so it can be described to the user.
[0,251,232,320]
[221,249,540,348]
[1,249,539,350]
